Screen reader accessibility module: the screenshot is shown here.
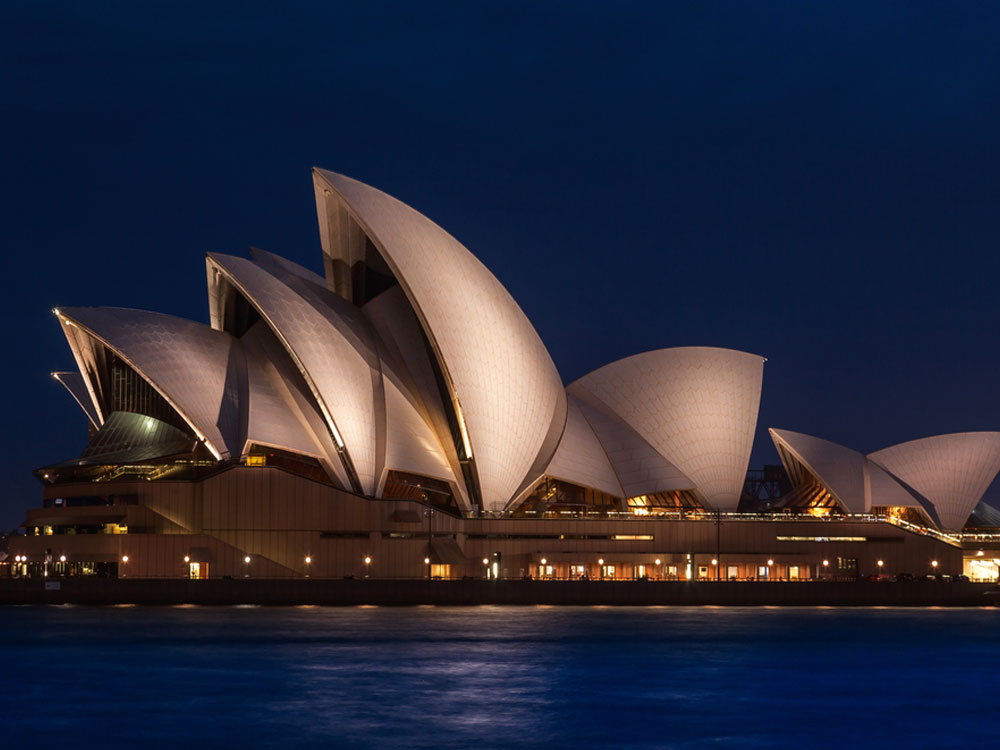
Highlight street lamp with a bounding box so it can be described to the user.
[598,558,605,581]
[121,555,129,578]
[483,557,490,579]
[931,560,939,570]
[304,555,312,578]
[424,556,431,580]
[364,555,372,579]
[540,557,547,579]
[877,560,884,569]
[243,555,251,578]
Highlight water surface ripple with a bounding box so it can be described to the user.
[1,606,996,748]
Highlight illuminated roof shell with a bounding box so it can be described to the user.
[314,169,566,511]
[869,432,1000,531]
[569,347,764,511]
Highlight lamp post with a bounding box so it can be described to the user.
[424,557,431,580]
[877,559,884,578]
[304,555,312,578]
[540,557,547,580]
[121,555,129,578]
[598,558,605,581]
[364,555,372,579]
[244,555,251,578]
[716,510,722,580]
[767,559,773,581]
[655,558,662,581]
[483,557,490,580]
[424,507,434,569]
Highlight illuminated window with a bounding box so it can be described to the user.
[698,565,709,579]
[570,564,587,578]
[789,565,800,580]
[634,564,646,579]
[246,455,266,467]
[430,564,450,579]
[667,565,678,580]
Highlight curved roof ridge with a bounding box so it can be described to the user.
[206,252,379,494]
[868,431,1000,531]
[54,306,236,461]
[570,347,764,510]
[313,168,566,511]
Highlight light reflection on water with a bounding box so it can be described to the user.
[1,606,999,748]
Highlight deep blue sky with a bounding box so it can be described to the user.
[3,2,1000,527]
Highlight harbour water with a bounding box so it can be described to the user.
[1,606,997,748]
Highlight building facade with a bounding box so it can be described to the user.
[11,170,1000,581]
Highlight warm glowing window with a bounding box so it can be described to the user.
[570,564,587,578]
[246,455,266,467]
[430,564,450,579]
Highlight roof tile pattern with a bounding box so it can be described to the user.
[769,428,869,512]
[869,433,1000,531]
[58,307,236,460]
[315,169,566,511]
[207,253,379,494]
[544,396,624,498]
[570,347,763,510]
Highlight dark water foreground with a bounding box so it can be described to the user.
[1,606,997,748]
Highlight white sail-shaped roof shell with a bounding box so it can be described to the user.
[381,377,459,490]
[769,428,869,512]
[869,433,1000,531]
[207,253,380,495]
[569,347,763,510]
[314,169,566,511]
[543,396,624,498]
[56,307,237,460]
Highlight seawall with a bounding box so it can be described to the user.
[0,578,997,607]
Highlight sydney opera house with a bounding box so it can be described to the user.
[10,169,1000,583]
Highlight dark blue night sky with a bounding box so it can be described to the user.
[3,2,1000,527]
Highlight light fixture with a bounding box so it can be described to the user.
[540,558,547,565]
[424,557,430,565]
[598,558,604,566]
[931,560,938,568]
[305,556,312,564]
[977,550,984,557]
[655,558,661,566]
[59,555,66,563]
[877,560,884,568]
[767,559,774,566]
[483,558,489,565]
[121,555,129,563]
[711,559,718,565]
[244,556,251,564]
[364,556,372,565]
[184,555,190,563]
[822,560,829,567]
